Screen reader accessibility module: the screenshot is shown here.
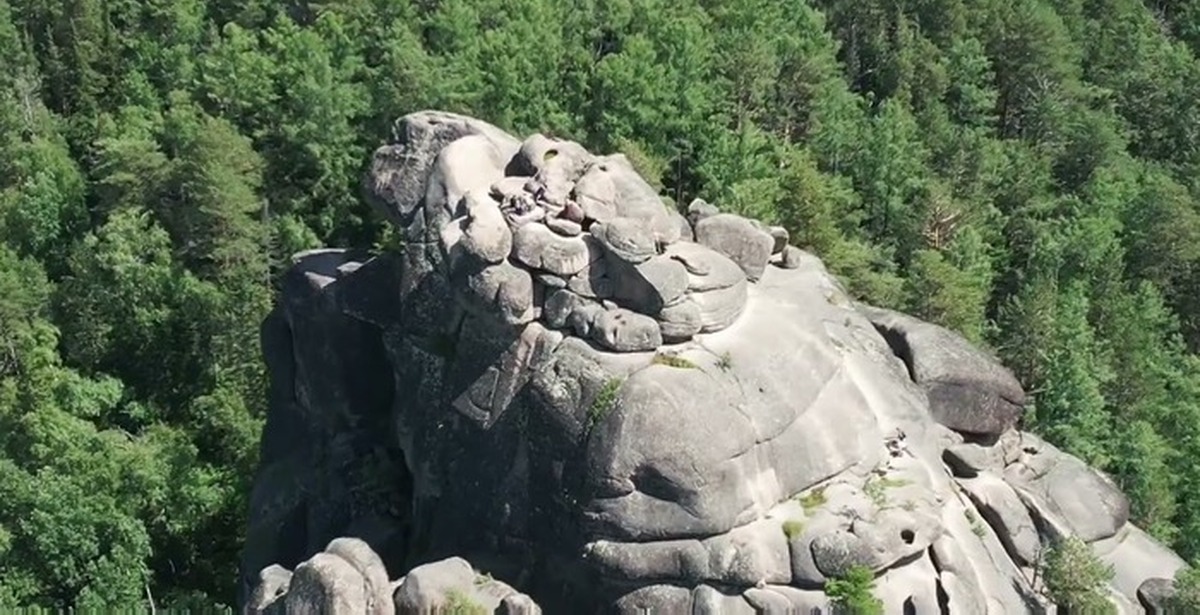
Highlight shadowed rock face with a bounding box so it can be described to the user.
[241,111,1184,614]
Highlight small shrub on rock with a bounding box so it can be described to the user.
[825,565,883,615]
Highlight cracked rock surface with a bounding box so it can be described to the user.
[242,111,1184,614]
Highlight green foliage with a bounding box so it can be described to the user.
[443,588,488,615]
[864,475,911,507]
[1039,537,1116,614]
[587,379,623,432]
[796,486,828,513]
[782,520,806,540]
[825,565,883,615]
[651,353,698,369]
[1167,566,1200,612]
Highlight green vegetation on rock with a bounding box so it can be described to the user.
[825,565,883,615]
[1039,537,1116,614]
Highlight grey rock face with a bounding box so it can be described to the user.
[243,110,1185,615]
[511,223,599,276]
[322,538,394,615]
[694,213,775,281]
[862,306,1027,436]
[590,308,662,352]
[780,244,805,269]
[1138,578,1175,614]
[284,553,368,615]
[592,217,657,264]
[1004,433,1129,542]
[245,565,291,615]
[364,111,520,238]
[456,192,512,265]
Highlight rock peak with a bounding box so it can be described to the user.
[243,111,1185,614]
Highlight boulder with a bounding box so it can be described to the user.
[284,553,368,615]
[1004,434,1129,542]
[593,154,680,244]
[323,537,393,615]
[767,226,789,254]
[686,198,719,227]
[694,213,774,282]
[590,308,663,352]
[610,255,689,315]
[545,217,583,237]
[1093,524,1186,601]
[394,557,540,615]
[454,260,535,326]
[656,299,703,341]
[592,217,657,264]
[779,245,805,269]
[364,111,520,237]
[613,584,692,614]
[664,242,748,333]
[457,191,512,265]
[1138,578,1175,615]
[512,223,601,276]
[572,161,619,223]
[861,306,1026,436]
[959,474,1040,566]
[245,565,291,615]
[692,585,755,615]
[508,134,594,209]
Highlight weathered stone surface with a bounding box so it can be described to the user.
[365,111,520,237]
[454,260,535,325]
[767,227,789,254]
[324,537,393,615]
[687,198,719,227]
[512,223,600,276]
[1004,433,1129,542]
[457,191,512,264]
[591,308,662,352]
[779,245,804,269]
[1138,578,1175,615]
[692,585,755,615]
[613,584,692,614]
[694,213,774,282]
[285,553,368,615]
[592,217,657,264]
[545,216,582,237]
[656,299,703,341]
[244,110,1186,615]
[610,255,689,314]
[245,565,291,615]
[959,474,1040,565]
[862,306,1027,436]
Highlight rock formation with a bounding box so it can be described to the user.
[241,111,1185,613]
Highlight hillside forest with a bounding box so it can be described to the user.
[3,0,1200,609]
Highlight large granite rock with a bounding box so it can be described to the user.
[241,111,1184,615]
[862,306,1027,436]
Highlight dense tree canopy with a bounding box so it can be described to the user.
[2,0,1200,608]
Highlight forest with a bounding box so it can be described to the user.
[2,0,1200,609]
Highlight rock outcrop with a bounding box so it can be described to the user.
[241,111,1185,613]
